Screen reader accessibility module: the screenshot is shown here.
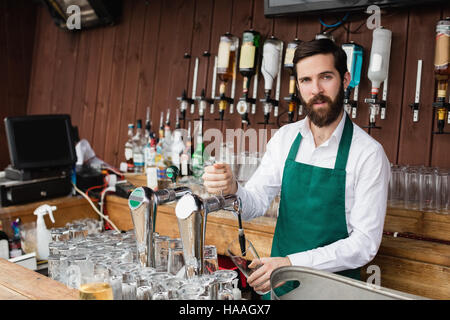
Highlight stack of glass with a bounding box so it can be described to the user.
[388,164,449,214]
[47,227,240,300]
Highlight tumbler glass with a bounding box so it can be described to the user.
[154,235,171,272]
[167,240,185,276]
[47,254,62,281]
[213,269,237,300]
[420,167,437,212]
[404,166,421,210]
[436,168,449,214]
[227,238,262,279]
[79,282,113,300]
[388,164,405,208]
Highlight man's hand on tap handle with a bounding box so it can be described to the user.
[202,163,238,195]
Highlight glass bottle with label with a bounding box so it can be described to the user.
[124,123,135,173]
[433,18,450,133]
[217,32,239,120]
[132,120,145,173]
[191,121,206,178]
[284,38,302,121]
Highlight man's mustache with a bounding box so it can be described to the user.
[308,94,333,106]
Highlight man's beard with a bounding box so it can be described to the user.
[300,85,345,128]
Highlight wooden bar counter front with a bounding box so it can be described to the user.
[106,194,450,300]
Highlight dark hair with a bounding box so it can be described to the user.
[293,39,348,81]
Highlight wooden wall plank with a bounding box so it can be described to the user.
[186,0,215,130]
[49,29,79,115]
[0,0,37,170]
[151,0,196,136]
[115,0,148,165]
[13,0,449,170]
[102,1,134,165]
[273,15,298,128]
[204,0,234,141]
[398,7,442,166]
[79,29,105,143]
[134,0,162,131]
[26,5,58,115]
[90,26,117,160]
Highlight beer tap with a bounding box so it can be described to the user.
[409,60,423,123]
[342,42,363,119]
[259,36,283,127]
[128,186,192,268]
[363,27,392,134]
[283,38,302,124]
[175,193,242,279]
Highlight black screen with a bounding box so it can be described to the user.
[4,115,76,170]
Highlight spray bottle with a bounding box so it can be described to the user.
[33,204,56,260]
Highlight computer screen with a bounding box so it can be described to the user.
[4,114,77,170]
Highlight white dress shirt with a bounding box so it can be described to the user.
[235,113,391,273]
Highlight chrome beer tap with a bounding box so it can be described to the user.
[175,193,242,279]
[128,186,192,268]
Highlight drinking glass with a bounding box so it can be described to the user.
[404,166,421,210]
[203,245,219,275]
[177,282,205,300]
[213,269,237,300]
[136,285,153,300]
[226,238,262,279]
[79,282,113,300]
[388,164,405,208]
[154,235,171,272]
[167,240,185,276]
[50,227,70,242]
[420,167,437,212]
[227,237,268,295]
[121,271,138,300]
[47,254,62,281]
[436,169,449,214]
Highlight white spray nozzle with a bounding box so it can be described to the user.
[33,204,57,224]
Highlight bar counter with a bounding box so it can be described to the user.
[0,193,448,300]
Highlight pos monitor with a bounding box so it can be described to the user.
[4,114,77,180]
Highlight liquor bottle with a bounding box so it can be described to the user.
[433,18,450,133]
[163,109,173,165]
[239,30,260,85]
[367,27,392,99]
[191,121,206,178]
[217,32,239,83]
[145,136,158,190]
[124,123,135,173]
[132,120,145,173]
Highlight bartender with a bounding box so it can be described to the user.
[202,38,390,297]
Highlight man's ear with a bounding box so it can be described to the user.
[343,71,351,90]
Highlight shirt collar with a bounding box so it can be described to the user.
[298,112,347,147]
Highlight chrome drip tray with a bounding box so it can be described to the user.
[270,266,428,300]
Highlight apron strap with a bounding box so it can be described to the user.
[286,132,302,162]
[287,114,353,169]
[334,113,354,171]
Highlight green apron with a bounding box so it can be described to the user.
[267,114,360,299]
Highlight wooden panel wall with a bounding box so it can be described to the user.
[8,0,450,170]
[0,0,37,170]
